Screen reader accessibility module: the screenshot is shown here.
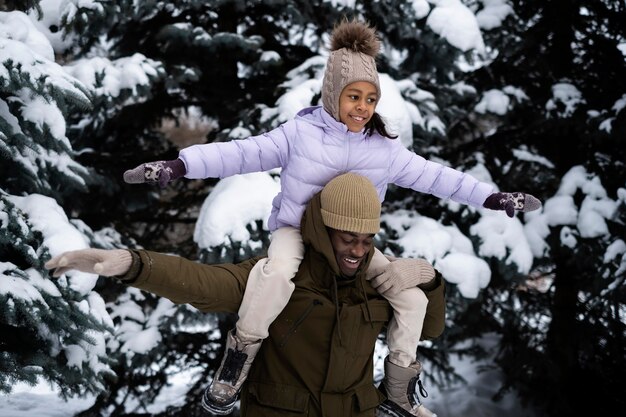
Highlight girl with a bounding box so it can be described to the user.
[124,19,540,417]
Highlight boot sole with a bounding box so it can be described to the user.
[201,391,237,415]
[376,400,416,417]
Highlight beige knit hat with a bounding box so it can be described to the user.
[320,173,381,234]
[321,19,382,121]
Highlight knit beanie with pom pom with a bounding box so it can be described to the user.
[321,19,381,121]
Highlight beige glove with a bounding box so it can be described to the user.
[45,249,132,277]
[370,258,435,296]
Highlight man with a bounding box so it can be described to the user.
[46,173,445,417]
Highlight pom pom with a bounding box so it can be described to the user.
[330,19,380,57]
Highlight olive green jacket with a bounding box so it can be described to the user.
[126,193,445,417]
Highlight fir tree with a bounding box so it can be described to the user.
[5,1,623,416]
[51,2,343,414]
[0,5,118,395]
[454,1,626,415]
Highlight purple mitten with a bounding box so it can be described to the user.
[483,192,542,217]
[123,158,186,188]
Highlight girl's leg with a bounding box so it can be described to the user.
[368,248,426,366]
[367,251,436,416]
[385,287,428,367]
[366,247,391,280]
[203,226,304,415]
[236,226,304,341]
[381,288,435,417]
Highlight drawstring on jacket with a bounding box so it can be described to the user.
[359,276,374,329]
[331,270,375,347]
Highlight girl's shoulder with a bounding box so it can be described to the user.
[293,106,329,128]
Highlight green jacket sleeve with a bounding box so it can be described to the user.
[420,272,446,340]
[127,250,261,314]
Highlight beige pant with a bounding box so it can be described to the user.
[368,250,428,368]
[236,226,428,368]
[237,227,304,341]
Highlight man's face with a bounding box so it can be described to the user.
[328,229,374,277]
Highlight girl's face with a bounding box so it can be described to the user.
[338,81,378,132]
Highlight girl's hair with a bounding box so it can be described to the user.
[366,113,398,139]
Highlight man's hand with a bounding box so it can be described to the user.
[45,249,132,277]
[123,158,186,188]
[370,258,435,296]
[483,192,542,217]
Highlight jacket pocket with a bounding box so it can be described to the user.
[361,300,392,323]
[354,301,392,356]
[246,381,310,415]
[354,384,385,413]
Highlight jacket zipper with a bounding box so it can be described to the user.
[279,299,322,348]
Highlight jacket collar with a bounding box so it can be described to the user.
[295,106,370,140]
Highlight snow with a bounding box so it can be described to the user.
[523,165,618,256]
[475,89,511,115]
[376,74,418,148]
[604,239,626,263]
[475,0,514,30]
[474,86,529,116]
[0,265,48,303]
[1,383,95,417]
[436,253,491,298]
[427,0,486,54]
[471,212,534,274]
[0,11,54,60]
[411,0,431,19]
[9,194,98,295]
[599,93,626,133]
[120,326,163,356]
[194,172,281,248]
[512,147,555,168]
[545,82,585,117]
[613,93,626,114]
[3,2,619,417]
[65,54,163,98]
[27,0,75,53]
[19,94,67,141]
[0,332,537,417]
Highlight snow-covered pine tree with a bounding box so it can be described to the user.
[50,2,344,414]
[66,1,540,412]
[59,0,342,255]
[451,0,626,415]
[13,1,624,416]
[0,5,117,397]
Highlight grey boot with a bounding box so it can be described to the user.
[201,330,262,415]
[377,356,437,417]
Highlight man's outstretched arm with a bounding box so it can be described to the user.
[46,248,261,314]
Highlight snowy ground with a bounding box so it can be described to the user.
[1,334,537,417]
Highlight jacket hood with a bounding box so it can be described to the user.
[295,106,371,139]
[300,192,377,344]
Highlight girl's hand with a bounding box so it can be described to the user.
[123,158,186,188]
[483,192,542,217]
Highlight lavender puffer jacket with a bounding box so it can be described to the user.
[179,106,494,231]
